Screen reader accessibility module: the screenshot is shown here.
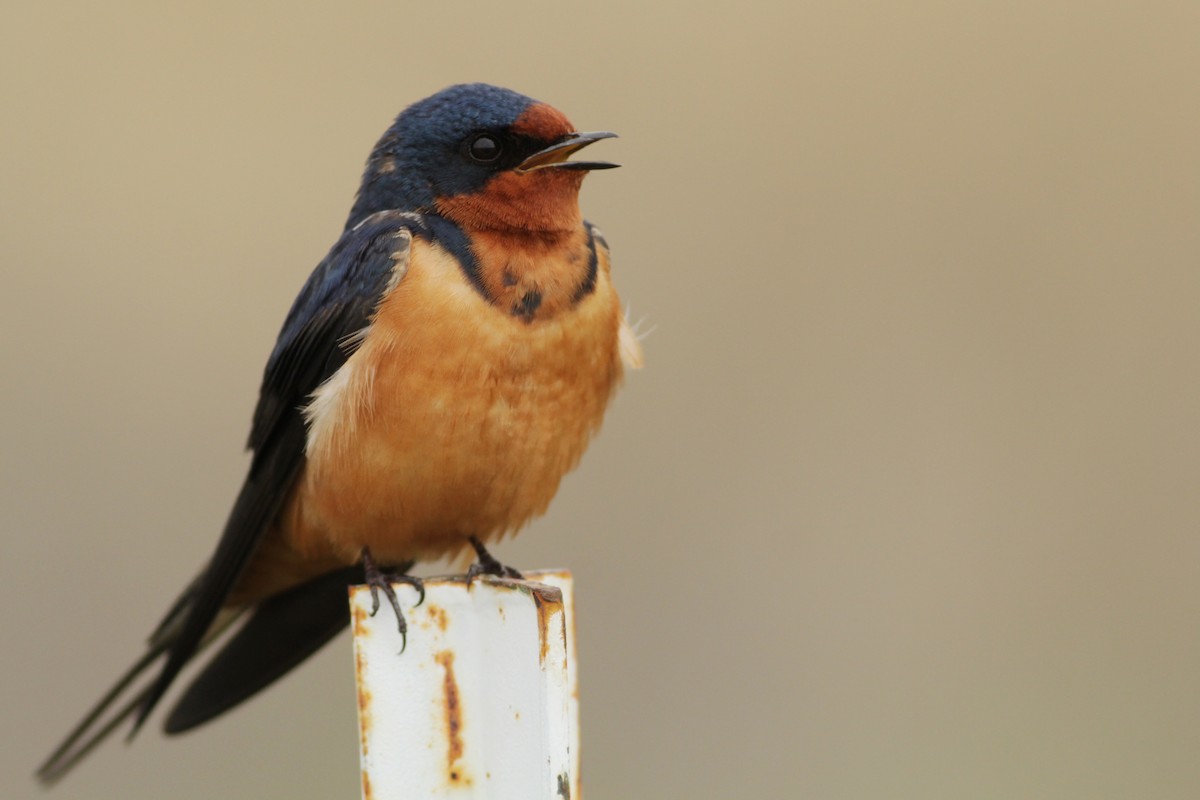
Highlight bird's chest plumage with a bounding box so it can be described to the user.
[290,237,623,564]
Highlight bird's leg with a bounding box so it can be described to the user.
[360,547,425,653]
[465,535,524,585]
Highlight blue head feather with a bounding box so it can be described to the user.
[346,84,537,228]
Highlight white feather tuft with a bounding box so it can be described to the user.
[618,306,647,370]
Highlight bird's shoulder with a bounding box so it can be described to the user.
[247,210,434,454]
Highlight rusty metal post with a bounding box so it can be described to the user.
[350,570,580,799]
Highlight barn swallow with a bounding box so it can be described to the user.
[37,83,642,784]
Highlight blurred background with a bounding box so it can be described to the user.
[3,1,1198,798]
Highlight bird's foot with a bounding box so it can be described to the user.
[465,536,524,585]
[361,547,425,653]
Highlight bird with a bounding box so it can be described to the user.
[36,82,642,784]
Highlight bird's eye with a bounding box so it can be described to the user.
[467,134,502,163]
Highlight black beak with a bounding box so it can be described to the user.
[515,131,620,173]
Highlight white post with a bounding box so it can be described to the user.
[350,570,581,799]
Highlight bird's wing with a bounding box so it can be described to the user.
[36,211,421,782]
[133,212,419,731]
[250,213,420,453]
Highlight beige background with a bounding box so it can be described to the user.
[3,2,1199,798]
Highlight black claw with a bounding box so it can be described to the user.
[360,547,423,653]
[368,584,381,617]
[465,536,524,586]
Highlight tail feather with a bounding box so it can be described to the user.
[35,643,168,784]
[164,564,376,734]
[38,682,156,786]
[36,560,417,783]
[36,608,242,785]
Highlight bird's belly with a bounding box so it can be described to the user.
[288,254,622,566]
[312,352,607,561]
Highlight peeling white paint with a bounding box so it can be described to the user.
[351,571,579,799]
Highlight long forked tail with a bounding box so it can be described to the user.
[35,601,242,786]
[34,563,390,785]
[35,644,167,784]
[162,564,378,733]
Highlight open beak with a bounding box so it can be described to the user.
[516,131,620,173]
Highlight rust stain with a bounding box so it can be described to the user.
[351,595,371,639]
[529,585,564,666]
[435,651,463,762]
[361,769,373,800]
[435,650,471,786]
[426,603,448,632]
[352,603,373,753]
[356,679,373,752]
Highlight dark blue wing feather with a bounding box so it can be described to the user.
[132,211,418,732]
[249,212,419,452]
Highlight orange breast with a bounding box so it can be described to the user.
[281,236,624,569]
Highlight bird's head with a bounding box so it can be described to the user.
[347,83,617,234]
